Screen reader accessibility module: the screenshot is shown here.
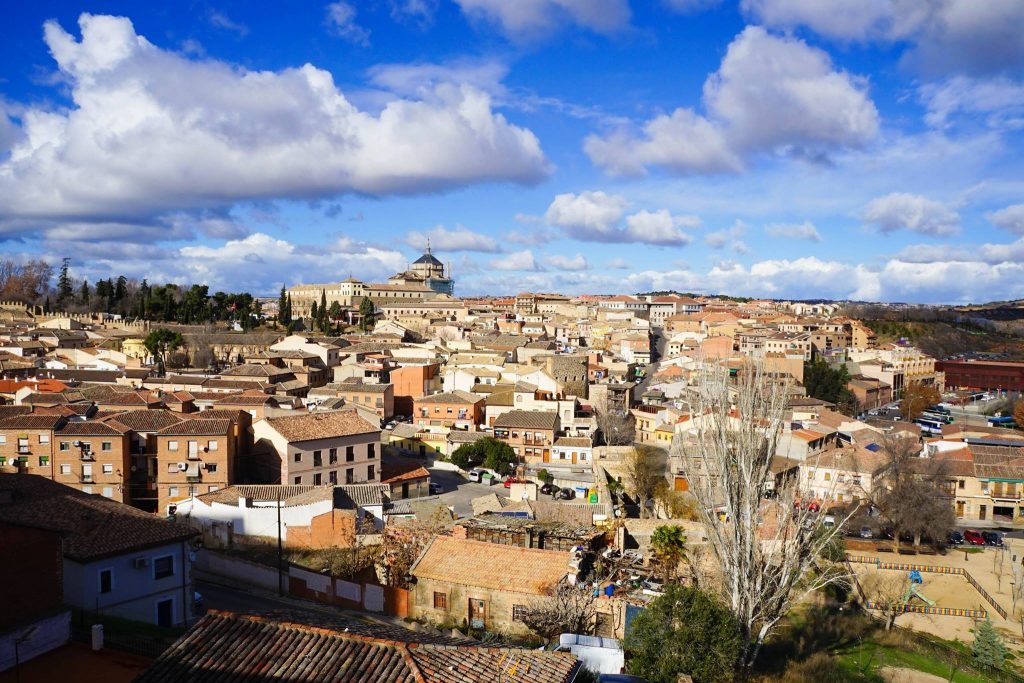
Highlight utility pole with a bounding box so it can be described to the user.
[277,488,284,596]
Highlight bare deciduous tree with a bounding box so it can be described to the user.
[623,445,665,519]
[520,579,596,642]
[861,571,909,631]
[594,395,635,446]
[676,358,854,670]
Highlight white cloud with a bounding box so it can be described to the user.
[624,210,697,245]
[454,0,631,38]
[705,220,748,253]
[326,2,371,46]
[742,0,1024,77]
[764,221,822,242]
[545,253,589,270]
[389,0,439,27]
[208,11,249,36]
[490,249,537,270]
[606,257,629,269]
[405,225,501,252]
[920,76,1024,129]
[367,59,508,98]
[585,27,878,175]
[862,192,960,236]
[988,204,1024,235]
[545,191,628,239]
[0,14,548,239]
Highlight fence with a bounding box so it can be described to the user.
[287,565,409,617]
[70,611,183,660]
[846,555,1008,619]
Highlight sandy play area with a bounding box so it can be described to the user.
[852,565,991,613]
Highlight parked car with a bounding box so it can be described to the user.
[823,514,836,528]
[981,531,1004,547]
[468,468,486,483]
[948,531,964,546]
[428,482,443,495]
[557,488,576,500]
[540,483,558,495]
[963,530,986,546]
[859,526,873,539]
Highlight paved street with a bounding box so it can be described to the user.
[426,465,507,516]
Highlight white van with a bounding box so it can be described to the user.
[468,468,486,483]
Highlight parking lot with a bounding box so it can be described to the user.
[425,465,579,517]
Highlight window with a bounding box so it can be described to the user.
[367,465,375,480]
[60,464,71,474]
[17,438,29,453]
[346,446,354,462]
[102,464,113,474]
[329,448,337,464]
[512,604,528,622]
[169,486,179,497]
[367,443,375,459]
[208,486,219,492]
[60,441,70,451]
[101,441,112,451]
[824,472,831,481]
[39,456,49,466]
[313,450,322,467]
[294,476,302,485]
[329,470,337,485]
[314,473,322,485]
[167,463,178,474]
[207,440,219,451]
[0,435,5,444]
[206,463,217,473]
[346,468,354,484]
[168,441,178,451]
[99,568,113,594]
[959,480,966,489]
[154,555,174,580]
[39,434,49,444]
[294,452,302,463]
[102,487,114,498]
[433,592,447,609]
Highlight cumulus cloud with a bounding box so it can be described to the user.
[545,191,628,239]
[624,210,697,245]
[545,253,589,270]
[454,0,631,38]
[367,59,508,98]
[988,204,1024,235]
[326,2,371,46]
[0,14,548,241]
[605,257,629,269]
[389,0,439,27]
[544,192,697,245]
[490,249,537,270]
[742,0,1024,77]
[585,27,878,175]
[764,221,822,242]
[862,192,960,236]
[405,225,501,252]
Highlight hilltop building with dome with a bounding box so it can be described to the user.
[286,243,455,319]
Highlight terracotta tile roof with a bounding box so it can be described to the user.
[0,405,32,419]
[157,418,233,436]
[137,611,580,683]
[0,414,66,430]
[57,420,128,436]
[493,410,559,431]
[381,456,430,484]
[105,409,184,432]
[417,390,482,405]
[411,536,570,595]
[0,474,196,561]
[263,409,379,443]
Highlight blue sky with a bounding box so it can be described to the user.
[1,1,1023,303]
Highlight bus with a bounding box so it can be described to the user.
[921,411,953,424]
[988,415,1017,428]
[914,417,945,435]
[926,404,951,415]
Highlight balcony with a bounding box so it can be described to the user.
[80,452,95,461]
[81,475,94,483]
[16,447,30,456]
[186,475,202,484]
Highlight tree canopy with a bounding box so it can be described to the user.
[900,381,942,421]
[803,359,857,413]
[449,437,517,475]
[624,584,742,683]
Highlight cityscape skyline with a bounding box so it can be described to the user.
[1,2,1023,303]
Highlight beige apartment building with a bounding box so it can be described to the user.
[254,410,381,486]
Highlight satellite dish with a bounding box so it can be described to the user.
[73,441,81,447]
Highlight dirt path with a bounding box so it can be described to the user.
[878,666,949,683]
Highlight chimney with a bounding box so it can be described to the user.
[238,496,249,508]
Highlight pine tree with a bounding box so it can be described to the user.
[79,279,90,307]
[319,289,328,332]
[277,284,288,327]
[972,617,1007,668]
[57,257,73,303]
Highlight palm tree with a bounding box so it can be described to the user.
[651,524,687,583]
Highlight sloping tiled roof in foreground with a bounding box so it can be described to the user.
[411,536,570,596]
[136,611,581,683]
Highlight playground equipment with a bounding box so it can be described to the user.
[902,570,936,607]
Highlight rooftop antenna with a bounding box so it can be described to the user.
[425,236,431,255]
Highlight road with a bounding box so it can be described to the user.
[426,466,506,516]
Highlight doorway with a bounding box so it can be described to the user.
[468,598,486,629]
[156,598,174,627]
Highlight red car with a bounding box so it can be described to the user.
[503,477,525,488]
[963,530,986,546]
